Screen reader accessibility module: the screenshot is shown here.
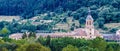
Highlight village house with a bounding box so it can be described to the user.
[0,16,20,22]
[103,29,120,42]
[9,33,23,40]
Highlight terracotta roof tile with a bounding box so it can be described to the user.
[73,28,87,36]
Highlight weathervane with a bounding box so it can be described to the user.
[88,7,91,15]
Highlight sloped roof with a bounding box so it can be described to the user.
[73,28,87,36]
[86,14,93,20]
[38,33,73,38]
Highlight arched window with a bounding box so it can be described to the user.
[87,21,88,25]
[90,33,91,35]
[90,36,92,38]
[90,21,92,25]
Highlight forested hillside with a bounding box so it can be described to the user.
[0,0,120,22]
[0,0,120,30]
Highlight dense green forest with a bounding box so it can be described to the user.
[0,0,119,34]
[0,37,120,51]
[0,0,120,23]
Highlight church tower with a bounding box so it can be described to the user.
[85,8,94,38]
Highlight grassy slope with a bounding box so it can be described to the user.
[97,23,120,33]
[104,23,120,29]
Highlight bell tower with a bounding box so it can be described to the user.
[85,8,94,38]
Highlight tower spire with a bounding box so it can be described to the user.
[85,7,94,28]
[85,7,95,38]
[86,7,93,20]
[88,7,91,15]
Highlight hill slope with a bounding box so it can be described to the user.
[0,0,119,26]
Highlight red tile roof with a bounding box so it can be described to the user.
[73,28,87,36]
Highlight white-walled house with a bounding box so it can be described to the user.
[0,16,20,22]
[9,33,23,40]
